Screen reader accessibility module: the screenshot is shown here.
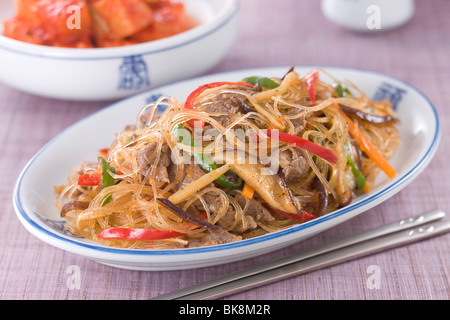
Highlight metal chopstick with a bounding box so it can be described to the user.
[151,209,447,300]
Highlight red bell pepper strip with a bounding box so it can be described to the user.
[77,172,102,186]
[274,209,317,222]
[184,81,254,128]
[305,71,319,119]
[256,129,338,164]
[97,212,208,241]
[305,71,319,106]
[77,157,123,187]
[98,228,186,241]
[77,171,124,187]
[98,148,109,160]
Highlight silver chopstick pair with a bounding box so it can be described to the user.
[151,209,449,300]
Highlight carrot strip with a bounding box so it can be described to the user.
[336,104,397,179]
[242,182,255,199]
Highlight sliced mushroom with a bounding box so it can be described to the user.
[230,163,299,214]
[60,201,89,217]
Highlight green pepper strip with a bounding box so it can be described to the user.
[343,144,366,189]
[241,76,280,89]
[335,83,345,97]
[98,156,116,205]
[335,83,353,97]
[172,125,242,189]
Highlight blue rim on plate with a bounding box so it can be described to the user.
[12,66,441,259]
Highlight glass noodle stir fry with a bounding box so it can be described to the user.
[55,68,401,249]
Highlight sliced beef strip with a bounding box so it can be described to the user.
[216,206,258,234]
[188,229,242,247]
[176,164,219,216]
[176,163,209,191]
[203,85,261,127]
[215,193,278,235]
[202,228,242,244]
[136,142,172,184]
[278,147,309,182]
[187,238,222,248]
[287,107,307,135]
[203,95,240,127]
[235,194,274,223]
[188,190,263,235]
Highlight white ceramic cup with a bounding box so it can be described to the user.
[321,0,415,32]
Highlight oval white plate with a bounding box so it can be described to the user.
[13,66,440,271]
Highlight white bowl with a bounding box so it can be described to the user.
[0,0,239,101]
[321,0,415,32]
[13,66,441,271]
